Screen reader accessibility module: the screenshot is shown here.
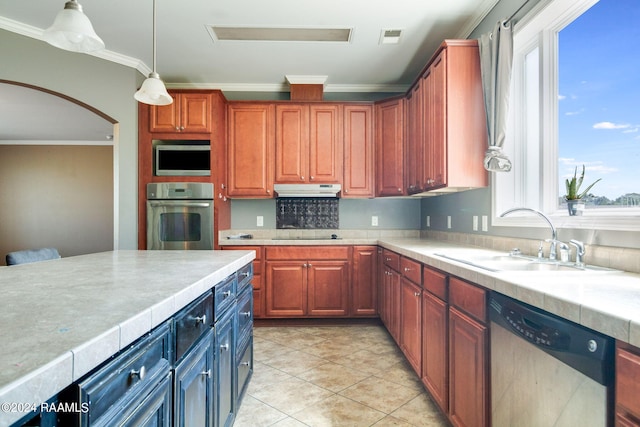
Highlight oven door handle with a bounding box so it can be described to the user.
[147,201,212,208]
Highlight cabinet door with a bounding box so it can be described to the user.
[422,291,448,414]
[227,103,274,197]
[405,83,423,194]
[121,373,173,427]
[449,306,488,427]
[265,261,307,317]
[309,104,342,183]
[376,98,405,196]
[343,105,374,197]
[384,267,401,343]
[400,278,422,374]
[216,309,236,427]
[423,52,447,190]
[150,101,179,133]
[307,260,349,316]
[174,330,214,427]
[351,246,378,316]
[616,345,640,424]
[180,93,212,133]
[275,104,309,183]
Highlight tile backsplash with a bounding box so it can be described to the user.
[276,198,339,229]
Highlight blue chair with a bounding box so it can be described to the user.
[6,248,60,266]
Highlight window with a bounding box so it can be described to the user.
[493,0,640,231]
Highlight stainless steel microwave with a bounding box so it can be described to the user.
[154,144,211,176]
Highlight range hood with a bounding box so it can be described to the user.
[273,183,341,198]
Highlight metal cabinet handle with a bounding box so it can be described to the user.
[194,314,207,325]
[240,272,250,277]
[414,292,421,297]
[385,257,391,262]
[201,369,212,378]
[223,291,231,298]
[130,366,146,381]
[310,176,314,180]
[301,176,305,180]
[220,343,229,351]
[241,311,251,318]
[397,188,402,192]
[404,267,411,272]
[307,263,312,268]
[240,361,250,367]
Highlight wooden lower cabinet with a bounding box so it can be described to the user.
[264,246,350,318]
[400,277,422,374]
[616,342,640,426]
[422,290,448,414]
[351,246,378,316]
[448,277,488,427]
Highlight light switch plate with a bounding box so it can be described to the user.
[472,216,478,231]
[426,216,430,227]
[257,216,264,227]
[447,216,452,229]
[482,215,488,232]
[371,216,379,226]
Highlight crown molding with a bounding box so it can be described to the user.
[165,82,408,93]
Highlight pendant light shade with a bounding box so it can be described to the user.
[43,0,105,53]
[134,0,173,105]
[134,72,173,105]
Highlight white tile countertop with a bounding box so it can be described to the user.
[376,238,640,348]
[0,249,254,427]
[222,232,640,348]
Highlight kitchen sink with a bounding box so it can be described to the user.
[434,252,618,273]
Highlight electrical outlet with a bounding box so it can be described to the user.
[472,216,478,231]
[482,215,488,232]
[426,216,430,227]
[447,216,452,229]
[257,216,264,227]
[371,216,379,226]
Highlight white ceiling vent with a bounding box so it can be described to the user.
[209,26,352,42]
[379,29,403,44]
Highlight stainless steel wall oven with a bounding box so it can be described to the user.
[146,182,214,250]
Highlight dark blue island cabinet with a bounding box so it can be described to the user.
[12,263,253,427]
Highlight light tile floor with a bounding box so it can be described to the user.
[235,324,449,427]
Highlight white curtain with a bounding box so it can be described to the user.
[479,20,514,172]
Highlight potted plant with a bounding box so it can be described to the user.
[565,165,601,215]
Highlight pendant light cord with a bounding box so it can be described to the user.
[152,0,157,73]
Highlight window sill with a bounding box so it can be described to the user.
[493,209,640,232]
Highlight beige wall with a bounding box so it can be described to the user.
[0,145,113,264]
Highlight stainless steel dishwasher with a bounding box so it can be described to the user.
[489,292,614,427]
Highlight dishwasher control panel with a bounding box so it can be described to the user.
[500,305,570,350]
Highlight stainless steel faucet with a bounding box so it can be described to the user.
[499,207,560,261]
[570,240,586,267]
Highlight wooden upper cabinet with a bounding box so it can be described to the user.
[375,98,405,196]
[275,104,342,184]
[343,105,374,198]
[227,102,274,198]
[150,92,212,133]
[422,41,487,192]
[405,82,424,194]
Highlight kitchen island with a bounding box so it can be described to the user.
[0,249,254,427]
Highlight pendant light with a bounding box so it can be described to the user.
[43,0,105,53]
[134,0,173,106]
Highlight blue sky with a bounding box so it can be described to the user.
[558,0,640,199]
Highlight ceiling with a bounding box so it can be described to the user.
[0,0,499,141]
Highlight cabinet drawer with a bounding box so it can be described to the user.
[237,286,253,348]
[617,345,640,418]
[401,257,421,285]
[449,277,486,323]
[78,323,171,425]
[382,250,400,272]
[175,291,213,362]
[215,274,237,319]
[238,262,253,292]
[424,266,447,301]
[266,246,350,260]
